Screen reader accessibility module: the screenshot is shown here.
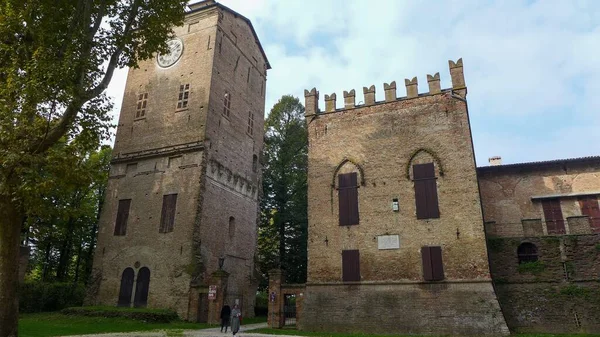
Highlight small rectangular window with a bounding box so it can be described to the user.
[338,173,359,226]
[136,93,148,118]
[159,194,178,233]
[413,163,439,219]
[421,246,444,281]
[177,84,190,110]
[247,111,254,135]
[114,199,131,236]
[542,199,565,234]
[342,250,360,282]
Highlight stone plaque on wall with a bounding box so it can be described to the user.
[377,235,400,250]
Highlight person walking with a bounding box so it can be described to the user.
[230,304,242,335]
[220,303,231,333]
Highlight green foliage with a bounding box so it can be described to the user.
[60,306,179,323]
[259,95,308,288]
[255,291,268,316]
[19,312,211,337]
[558,284,593,299]
[19,281,85,313]
[542,236,560,244]
[565,261,576,277]
[517,261,546,274]
[595,243,600,252]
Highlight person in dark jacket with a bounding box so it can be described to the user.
[220,303,231,333]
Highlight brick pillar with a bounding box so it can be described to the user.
[268,269,285,328]
[208,270,229,324]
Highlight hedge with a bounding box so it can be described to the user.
[19,281,85,313]
[61,306,179,323]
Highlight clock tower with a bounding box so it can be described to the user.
[88,0,270,321]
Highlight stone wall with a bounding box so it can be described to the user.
[488,234,600,333]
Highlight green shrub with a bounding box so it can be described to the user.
[19,281,85,313]
[517,261,545,274]
[255,291,268,316]
[61,306,179,323]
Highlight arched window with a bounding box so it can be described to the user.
[252,155,258,173]
[223,92,231,117]
[117,268,135,307]
[229,216,236,238]
[517,242,538,264]
[133,267,151,308]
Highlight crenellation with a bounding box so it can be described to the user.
[343,90,355,109]
[449,58,465,89]
[363,85,376,105]
[304,87,319,115]
[324,93,337,112]
[383,81,397,102]
[404,77,418,98]
[427,73,441,94]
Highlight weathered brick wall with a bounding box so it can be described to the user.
[478,160,600,236]
[488,234,600,333]
[303,60,507,335]
[302,283,507,335]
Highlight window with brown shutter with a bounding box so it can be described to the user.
[413,163,439,219]
[342,250,360,282]
[159,194,178,233]
[421,246,444,281]
[114,199,131,236]
[542,199,565,234]
[579,196,600,233]
[338,172,359,226]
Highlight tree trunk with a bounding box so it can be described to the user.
[73,242,83,284]
[0,198,23,337]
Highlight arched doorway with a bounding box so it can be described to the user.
[134,267,150,307]
[117,268,134,307]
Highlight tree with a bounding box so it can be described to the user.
[258,95,308,287]
[0,1,186,335]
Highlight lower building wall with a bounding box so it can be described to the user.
[496,282,600,333]
[301,282,509,336]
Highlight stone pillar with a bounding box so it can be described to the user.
[427,73,441,94]
[384,81,397,102]
[208,270,229,325]
[405,77,418,98]
[522,218,543,236]
[567,216,592,235]
[304,88,319,115]
[449,58,465,89]
[268,269,285,328]
[324,93,336,112]
[343,90,355,109]
[363,85,375,105]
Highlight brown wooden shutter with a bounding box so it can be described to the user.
[338,173,359,226]
[413,163,439,219]
[421,247,433,281]
[542,199,565,234]
[342,250,360,282]
[114,199,131,236]
[422,246,444,281]
[117,267,135,307]
[160,194,178,233]
[579,196,600,233]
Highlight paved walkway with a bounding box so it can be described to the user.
[64,323,303,337]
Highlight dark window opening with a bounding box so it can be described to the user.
[117,267,135,307]
[338,172,359,226]
[413,163,439,219]
[421,246,444,281]
[133,267,150,308]
[252,154,258,173]
[342,250,360,282]
[159,194,178,233]
[177,84,190,109]
[542,199,565,234]
[517,242,538,264]
[229,216,236,238]
[579,195,600,233]
[114,199,131,236]
[136,93,148,118]
[223,92,231,117]
[247,111,254,136]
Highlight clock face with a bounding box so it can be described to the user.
[157,39,184,68]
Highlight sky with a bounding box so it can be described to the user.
[105,0,600,166]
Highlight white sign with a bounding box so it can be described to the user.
[378,235,400,250]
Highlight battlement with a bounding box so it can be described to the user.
[304,58,465,116]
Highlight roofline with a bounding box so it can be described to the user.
[477,156,600,173]
[186,1,271,70]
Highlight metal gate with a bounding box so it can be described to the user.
[283,294,296,326]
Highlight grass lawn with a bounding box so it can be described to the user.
[248,328,600,337]
[19,312,266,337]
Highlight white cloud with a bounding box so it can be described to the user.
[106,0,600,165]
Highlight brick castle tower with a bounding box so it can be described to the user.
[87,0,269,321]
